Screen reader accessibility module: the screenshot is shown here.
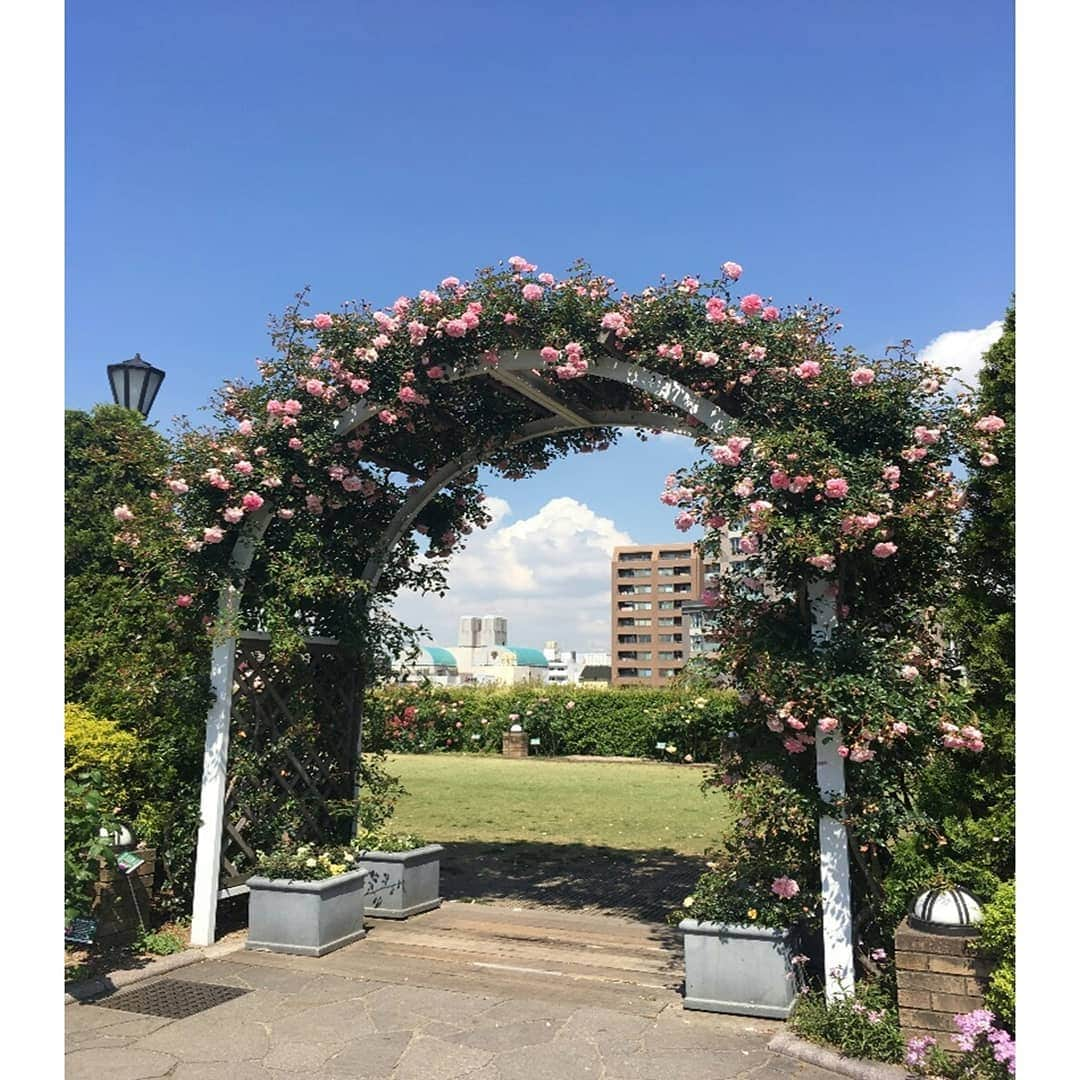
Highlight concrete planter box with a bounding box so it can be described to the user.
[246,867,369,956]
[354,844,443,919]
[679,919,798,1019]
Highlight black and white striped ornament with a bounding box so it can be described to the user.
[909,887,983,934]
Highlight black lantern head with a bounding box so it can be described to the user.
[107,353,166,418]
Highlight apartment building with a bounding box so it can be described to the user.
[610,537,749,685]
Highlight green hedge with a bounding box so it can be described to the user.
[364,684,741,761]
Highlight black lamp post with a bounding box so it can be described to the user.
[107,353,166,419]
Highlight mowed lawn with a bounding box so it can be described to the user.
[386,754,733,854]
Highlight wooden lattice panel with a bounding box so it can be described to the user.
[219,636,361,889]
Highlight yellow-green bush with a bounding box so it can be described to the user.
[64,703,145,810]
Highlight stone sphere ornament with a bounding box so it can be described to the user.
[908,886,982,934]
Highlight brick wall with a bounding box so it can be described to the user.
[895,916,990,1054]
[92,847,157,944]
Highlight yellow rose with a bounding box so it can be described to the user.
[747,908,758,920]
[683,896,695,908]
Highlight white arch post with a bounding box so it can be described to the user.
[809,578,855,999]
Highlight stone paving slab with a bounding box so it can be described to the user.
[66,904,850,1079]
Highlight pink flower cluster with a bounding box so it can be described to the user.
[711,435,751,467]
[941,721,984,752]
[770,876,799,899]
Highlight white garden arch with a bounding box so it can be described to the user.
[190,347,854,1000]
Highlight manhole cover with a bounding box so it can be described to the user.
[96,978,251,1019]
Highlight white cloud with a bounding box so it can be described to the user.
[393,496,634,652]
[918,320,1004,394]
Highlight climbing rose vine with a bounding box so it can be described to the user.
[116,258,1005,943]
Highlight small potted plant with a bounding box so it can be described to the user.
[246,842,369,956]
[351,829,444,919]
[674,866,808,1019]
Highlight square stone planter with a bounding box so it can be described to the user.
[246,867,369,956]
[354,844,443,919]
[679,919,798,1019]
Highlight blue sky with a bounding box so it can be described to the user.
[65,0,1014,649]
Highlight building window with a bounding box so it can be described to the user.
[659,668,678,678]
[657,617,681,626]
[730,537,742,555]
[658,651,683,661]
[617,667,639,677]
[618,552,652,562]
[617,568,652,578]
[617,617,636,626]
[637,668,653,677]
[617,634,651,644]
[658,601,676,610]
[674,583,692,593]
[658,550,691,560]
[656,584,675,593]
[658,634,683,643]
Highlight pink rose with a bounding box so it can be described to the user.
[849,746,875,763]
[305,494,323,514]
[238,419,254,435]
[824,477,849,499]
[427,366,445,379]
[740,293,763,316]
[722,261,743,280]
[508,256,528,271]
[882,465,901,484]
[113,504,135,522]
[342,475,363,492]
[914,426,941,446]
[733,478,754,498]
[600,312,626,331]
[522,283,544,301]
[203,525,225,544]
[901,447,928,463]
[696,350,719,367]
[175,595,193,608]
[851,367,876,386]
[872,541,897,558]
[277,509,295,521]
[837,745,850,758]
[283,399,302,416]
[445,318,468,338]
[378,410,398,425]
[440,276,460,289]
[920,378,940,394]
[305,379,326,397]
[408,320,428,346]
[892,722,909,736]
[818,717,839,733]
[705,296,726,323]
[538,272,555,286]
[540,346,560,363]
[806,554,836,572]
[770,470,790,490]
[980,452,999,467]
[266,399,286,415]
[241,492,264,512]
[795,360,822,379]
[674,511,695,532]
[782,737,808,754]
[738,534,759,554]
[222,507,244,524]
[233,460,254,475]
[771,876,800,899]
[503,312,518,325]
[167,479,189,494]
[789,475,812,493]
[711,445,740,466]
[900,665,919,682]
[974,414,1006,433]
[312,313,333,329]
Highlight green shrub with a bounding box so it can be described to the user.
[671,766,820,930]
[64,703,146,813]
[789,978,904,1064]
[975,879,1015,1032]
[135,928,186,956]
[366,684,741,760]
[65,770,119,923]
